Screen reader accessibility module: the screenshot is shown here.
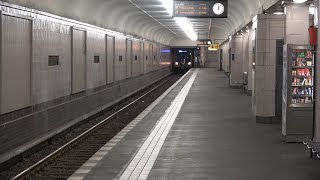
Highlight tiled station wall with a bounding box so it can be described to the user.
[0,4,171,114]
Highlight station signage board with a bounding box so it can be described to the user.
[173,0,228,18]
[208,43,220,51]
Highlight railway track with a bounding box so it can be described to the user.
[0,74,181,180]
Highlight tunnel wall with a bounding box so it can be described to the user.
[0,3,172,113]
[0,3,172,163]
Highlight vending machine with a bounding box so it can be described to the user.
[282,45,314,142]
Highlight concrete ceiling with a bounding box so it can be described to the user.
[3,0,280,45]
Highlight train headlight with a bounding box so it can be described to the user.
[175,62,179,66]
[188,62,192,66]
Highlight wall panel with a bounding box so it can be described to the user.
[140,42,144,75]
[32,19,71,104]
[149,44,153,72]
[72,28,86,94]
[153,44,159,70]
[144,42,150,73]
[230,35,244,86]
[107,36,115,84]
[86,31,106,89]
[131,40,140,77]
[1,15,31,114]
[126,39,132,78]
[115,36,127,81]
[221,42,230,72]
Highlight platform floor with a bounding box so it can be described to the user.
[69,69,320,180]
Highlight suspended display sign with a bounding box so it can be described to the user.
[208,44,220,51]
[173,0,228,18]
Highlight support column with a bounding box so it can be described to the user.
[253,14,285,124]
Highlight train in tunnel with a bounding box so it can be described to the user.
[171,48,200,73]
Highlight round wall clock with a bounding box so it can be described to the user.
[212,3,225,15]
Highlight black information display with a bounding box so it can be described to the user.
[173,0,228,18]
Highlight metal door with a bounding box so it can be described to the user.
[72,28,86,94]
[1,14,32,113]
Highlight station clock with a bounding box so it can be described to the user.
[212,3,225,15]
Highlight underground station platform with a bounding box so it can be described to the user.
[66,69,320,180]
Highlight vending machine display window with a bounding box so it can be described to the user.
[290,49,314,105]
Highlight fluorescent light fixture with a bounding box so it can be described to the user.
[293,0,307,3]
[159,0,173,15]
[174,17,198,41]
[273,12,284,15]
[159,0,197,41]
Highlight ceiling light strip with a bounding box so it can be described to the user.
[159,0,197,41]
[174,17,198,41]
[128,0,178,36]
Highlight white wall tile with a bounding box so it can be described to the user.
[263,90,276,116]
[264,66,276,91]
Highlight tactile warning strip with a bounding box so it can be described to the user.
[119,69,199,180]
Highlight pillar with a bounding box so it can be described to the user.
[248,28,254,95]
[253,14,285,123]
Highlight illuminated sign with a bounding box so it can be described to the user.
[173,0,228,18]
[208,44,220,51]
